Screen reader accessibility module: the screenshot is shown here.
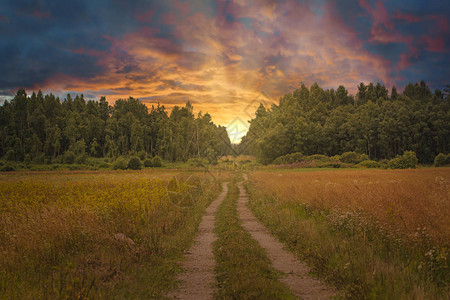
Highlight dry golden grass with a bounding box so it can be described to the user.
[0,169,221,298]
[250,168,450,245]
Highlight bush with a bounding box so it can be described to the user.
[63,150,76,164]
[341,151,367,164]
[356,160,380,168]
[144,159,153,167]
[434,153,448,167]
[273,152,304,165]
[330,155,341,161]
[113,157,128,170]
[152,156,162,167]
[387,151,418,169]
[187,157,208,167]
[306,154,330,162]
[323,162,343,168]
[1,164,15,172]
[138,151,147,161]
[75,154,87,165]
[127,157,141,170]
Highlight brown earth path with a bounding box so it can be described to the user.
[237,178,335,299]
[169,182,229,300]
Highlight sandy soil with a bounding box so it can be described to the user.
[169,182,229,300]
[237,180,335,299]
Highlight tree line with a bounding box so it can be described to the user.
[0,89,231,165]
[240,81,449,164]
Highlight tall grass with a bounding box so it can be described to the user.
[247,168,450,299]
[0,170,221,299]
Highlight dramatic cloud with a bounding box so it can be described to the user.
[1,0,449,140]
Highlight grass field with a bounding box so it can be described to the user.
[0,169,223,299]
[246,168,450,299]
[1,167,448,299]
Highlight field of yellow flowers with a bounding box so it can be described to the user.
[0,170,221,299]
[247,168,450,298]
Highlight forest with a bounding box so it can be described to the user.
[0,89,231,165]
[240,81,449,164]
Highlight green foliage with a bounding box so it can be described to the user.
[356,160,380,168]
[113,157,128,170]
[127,157,141,170]
[144,159,153,167]
[330,155,341,161]
[273,152,304,165]
[63,151,76,164]
[138,151,147,161]
[152,155,162,167]
[305,154,330,161]
[1,163,15,172]
[387,151,418,169]
[187,157,208,167]
[242,82,449,164]
[0,90,232,168]
[434,153,448,167]
[341,152,368,164]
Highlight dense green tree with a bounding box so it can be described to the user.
[0,90,231,164]
[243,82,449,164]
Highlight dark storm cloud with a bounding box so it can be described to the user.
[0,0,449,118]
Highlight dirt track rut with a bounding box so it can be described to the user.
[170,182,229,300]
[237,180,335,299]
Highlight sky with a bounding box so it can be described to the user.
[1,0,449,142]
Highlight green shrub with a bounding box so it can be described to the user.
[356,160,380,168]
[360,154,369,161]
[273,152,304,165]
[323,162,343,168]
[113,157,128,170]
[1,164,15,172]
[387,151,418,169]
[138,151,147,161]
[187,157,208,167]
[74,154,87,165]
[306,154,330,162]
[68,164,84,171]
[144,159,153,167]
[152,156,163,167]
[434,153,448,167]
[5,149,15,161]
[330,155,341,161]
[127,157,141,170]
[341,151,367,164]
[446,154,450,165]
[63,150,76,164]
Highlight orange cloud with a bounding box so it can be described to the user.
[35,0,397,139]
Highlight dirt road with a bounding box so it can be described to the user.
[170,182,229,300]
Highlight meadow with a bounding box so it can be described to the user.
[0,169,223,299]
[246,168,450,298]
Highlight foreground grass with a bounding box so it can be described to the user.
[213,180,295,299]
[0,170,221,299]
[246,170,449,299]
